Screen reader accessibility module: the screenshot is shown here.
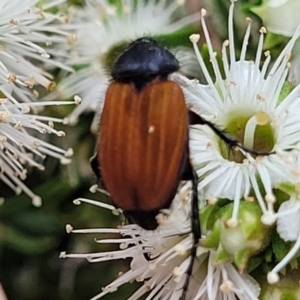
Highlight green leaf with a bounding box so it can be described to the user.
[200,204,220,232]
[202,219,221,248]
[272,232,292,262]
[8,211,60,235]
[0,223,55,255]
[234,248,251,272]
[0,179,74,217]
[153,25,200,49]
[278,81,295,104]
[214,244,232,264]
[264,32,286,49]
[247,255,263,273]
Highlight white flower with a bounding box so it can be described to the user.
[61,183,260,300]
[266,196,300,284]
[0,0,72,97]
[287,40,300,84]
[277,197,300,242]
[0,99,74,206]
[174,3,300,226]
[52,0,201,131]
[61,1,300,298]
[0,0,75,204]
[251,0,300,36]
[251,0,300,84]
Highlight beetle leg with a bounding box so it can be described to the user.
[90,153,101,179]
[188,111,278,156]
[180,156,200,300]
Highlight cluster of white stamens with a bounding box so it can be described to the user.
[0,0,77,203]
[178,0,300,288]
[61,0,300,298]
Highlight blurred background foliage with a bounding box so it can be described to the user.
[0,0,289,299]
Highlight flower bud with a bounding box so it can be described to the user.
[202,200,271,271]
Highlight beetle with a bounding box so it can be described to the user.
[91,37,272,299]
[90,37,199,299]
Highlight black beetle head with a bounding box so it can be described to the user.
[112,38,179,90]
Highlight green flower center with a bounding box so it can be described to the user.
[219,112,275,163]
